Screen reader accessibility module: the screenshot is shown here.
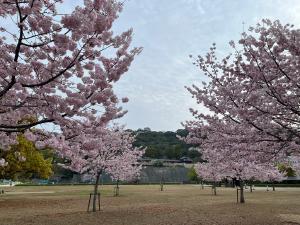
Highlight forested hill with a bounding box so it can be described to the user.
[132,128,201,162]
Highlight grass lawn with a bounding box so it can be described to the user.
[0,184,300,225]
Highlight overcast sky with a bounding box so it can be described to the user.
[62,0,300,131]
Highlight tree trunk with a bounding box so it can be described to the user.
[160,182,164,191]
[92,172,101,212]
[239,180,245,203]
[201,181,204,189]
[212,182,217,195]
[272,184,275,191]
[249,181,253,193]
[115,180,120,196]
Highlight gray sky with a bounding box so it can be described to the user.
[62,0,300,131]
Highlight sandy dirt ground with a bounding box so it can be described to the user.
[0,185,300,225]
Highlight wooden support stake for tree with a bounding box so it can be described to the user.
[87,193,91,212]
[98,193,100,210]
[87,192,101,212]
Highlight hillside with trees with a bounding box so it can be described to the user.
[132,128,201,162]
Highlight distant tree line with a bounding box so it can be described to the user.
[132,128,201,162]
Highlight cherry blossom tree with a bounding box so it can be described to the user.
[56,124,144,212]
[195,162,223,195]
[184,118,285,203]
[183,19,299,203]
[183,120,276,202]
[106,151,143,196]
[194,158,284,202]
[0,0,141,164]
[186,19,300,162]
[259,165,285,191]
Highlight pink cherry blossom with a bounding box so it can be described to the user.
[55,122,144,211]
[0,1,141,156]
[183,19,293,203]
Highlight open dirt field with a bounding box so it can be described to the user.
[0,185,300,225]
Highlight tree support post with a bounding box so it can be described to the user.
[160,182,164,191]
[160,175,164,191]
[114,180,120,197]
[212,182,217,195]
[87,192,100,212]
